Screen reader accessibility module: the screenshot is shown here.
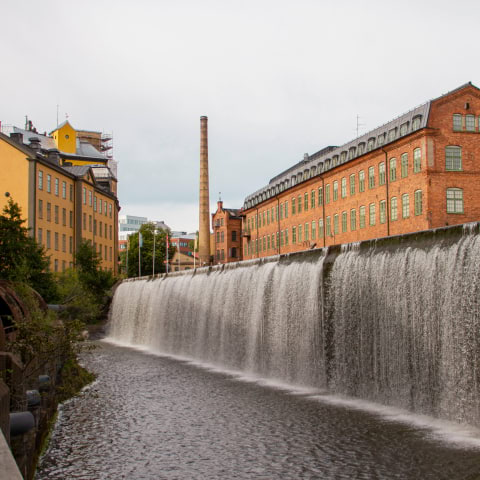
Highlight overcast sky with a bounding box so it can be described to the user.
[2,0,480,232]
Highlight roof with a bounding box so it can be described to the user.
[243,82,478,210]
[76,139,105,158]
[225,208,241,218]
[13,127,56,149]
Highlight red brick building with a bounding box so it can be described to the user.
[212,201,242,263]
[242,82,480,258]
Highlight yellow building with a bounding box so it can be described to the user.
[0,129,119,274]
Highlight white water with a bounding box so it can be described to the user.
[108,229,480,428]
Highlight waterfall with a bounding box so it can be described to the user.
[108,225,480,427]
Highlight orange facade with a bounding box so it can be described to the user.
[212,201,243,264]
[242,83,480,258]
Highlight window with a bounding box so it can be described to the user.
[391,197,398,221]
[298,224,303,242]
[279,203,284,220]
[83,188,86,204]
[38,170,43,190]
[70,184,73,201]
[70,211,73,228]
[325,184,331,204]
[412,116,421,130]
[369,203,376,226]
[390,158,397,181]
[292,226,297,243]
[89,215,92,232]
[311,220,316,240]
[280,231,284,247]
[311,190,315,209]
[414,190,423,215]
[304,222,309,241]
[402,194,410,218]
[285,201,289,218]
[47,202,51,222]
[89,191,92,206]
[350,209,356,231]
[380,200,386,224]
[378,162,385,185]
[400,122,408,136]
[231,247,237,258]
[54,232,59,251]
[318,187,323,206]
[359,206,366,228]
[466,114,475,132]
[232,231,237,241]
[285,228,289,245]
[367,138,375,151]
[341,211,347,233]
[298,195,302,214]
[38,228,43,244]
[413,148,421,173]
[54,259,58,272]
[54,178,59,196]
[62,181,67,199]
[333,214,339,235]
[109,204,112,218]
[46,230,51,249]
[319,219,324,238]
[69,236,73,253]
[304,192,309,211]
[349,174,355,195]
[62,208,66,226]
[333,181,338,201]
[47,174,51,193]
[292,198,296,215]
[83,213,86,230]
[94,196,97,212]
[388,128,396,142]
[266,209,270,225]
[400,153,408,178]
[445,146,462,171]
[359,170,365,192]
[453,114,463,131]
[267,235,271,250]
[341,178,347,198]
[368,166,375,189]
[378,133,385,146]
[38,199,43,219]
[446,188,463,213]
[62,234,66,252]
[326,216,331,236]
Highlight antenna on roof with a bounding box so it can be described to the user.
[56,104,59,127]
[219,191,222,201]
[356,114,366,138]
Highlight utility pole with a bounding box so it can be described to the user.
[356,115,366,138]
[152,228,156,276]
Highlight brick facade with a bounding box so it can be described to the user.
[212,201,243,264]
[242,83,480,259]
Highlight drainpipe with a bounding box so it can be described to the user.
[321,177,326,247]
[276,197,280,255]
[382,148,390,237]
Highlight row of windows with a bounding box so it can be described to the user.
[38,170,73,200]
[38,200,74,227]
[38,229,73,254]
[453,114,480,132]
[215,231,239,243]
[82,187,113,217]
[81,238,114,263]
[246,145,465,230]
[245,188,464,254]
[215,247,238,261]
[81,213,114,239]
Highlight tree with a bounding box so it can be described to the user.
[121,223,174,277]
[0,198,57,301]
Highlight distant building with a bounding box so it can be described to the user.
[242,82,480,258]
[170,231,196,257]
[118,214,169,251]
[211,200,242,264]
[169,250,196,271]
[0,123,120,273]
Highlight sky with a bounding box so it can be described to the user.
[2,0,480,232]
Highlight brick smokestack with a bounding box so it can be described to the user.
[198,116,210,265]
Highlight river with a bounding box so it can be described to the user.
[36,339,480,479]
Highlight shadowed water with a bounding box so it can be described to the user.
[36,342,480,479]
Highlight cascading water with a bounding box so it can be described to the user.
[108,225,480,428]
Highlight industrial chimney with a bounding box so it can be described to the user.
[198,116,210,265]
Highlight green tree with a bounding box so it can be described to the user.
[122,223,174,277]
[0,198,57,301]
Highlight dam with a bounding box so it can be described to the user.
[108,223,480,428]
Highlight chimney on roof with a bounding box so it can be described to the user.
[47,148,60,165]
[304,153,309,161]
[10,132,23,144]
[28,137,41,153]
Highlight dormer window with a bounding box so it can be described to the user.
[367,137,375,151]
[412,115,422,130]
[377,133,385,146]
[349,147,356,160]
[357,143,365,155]
[340,151,347,162]
[400,122,409,136]
[325,159,331,169]
[388,128,397,142]
[333,155,339,166]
